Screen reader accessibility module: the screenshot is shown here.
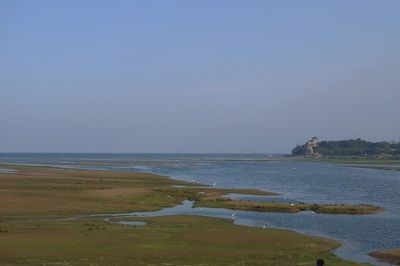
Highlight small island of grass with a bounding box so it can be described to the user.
[194,196,383,215]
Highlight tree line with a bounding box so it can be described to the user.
[314,138,400,156]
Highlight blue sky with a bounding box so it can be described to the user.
[1,1,399,153]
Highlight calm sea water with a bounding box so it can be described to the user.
[1,153,399,265]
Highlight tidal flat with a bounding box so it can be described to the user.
[0,164,379,265]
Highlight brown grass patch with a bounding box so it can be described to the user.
[0,164,176,218]
[369,249,400,265]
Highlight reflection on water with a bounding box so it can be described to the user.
[0,167,17,173]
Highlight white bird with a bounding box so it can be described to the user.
[231,213,236,219]
[262,225,266,229]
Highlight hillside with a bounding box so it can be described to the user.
[292,137,400,157]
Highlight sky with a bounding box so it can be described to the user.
[1,1,399,153]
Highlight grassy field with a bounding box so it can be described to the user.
[0,164,380,265]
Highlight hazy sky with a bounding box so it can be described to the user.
[1,1,399,153]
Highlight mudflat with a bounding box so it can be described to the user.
[0,164,372,265]
[369,249,400,265]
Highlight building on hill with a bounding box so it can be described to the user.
[292,137,320,157]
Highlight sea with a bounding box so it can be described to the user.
[1,153,399,266]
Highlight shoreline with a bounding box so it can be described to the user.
[369,250,400,265]
[0,163,383,216]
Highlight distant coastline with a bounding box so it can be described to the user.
[292,137,400,159]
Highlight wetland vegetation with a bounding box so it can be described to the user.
[0,163,387,265]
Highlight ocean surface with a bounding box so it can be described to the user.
[1,153,400,266]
